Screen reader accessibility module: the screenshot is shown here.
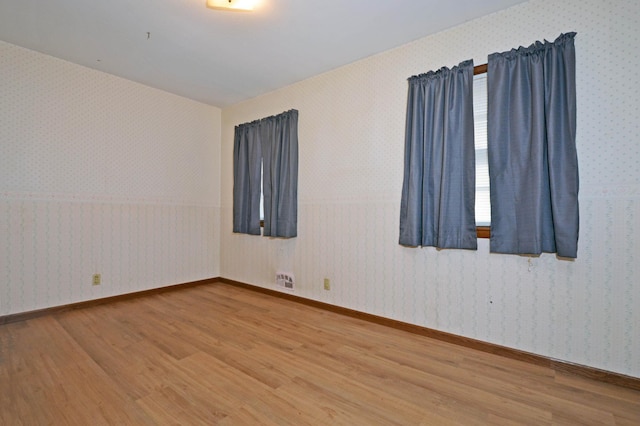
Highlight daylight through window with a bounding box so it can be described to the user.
[473,72,490,227]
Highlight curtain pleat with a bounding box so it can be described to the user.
[399,60,477,249]
[488,32,578,258]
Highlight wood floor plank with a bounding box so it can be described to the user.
[1,282,639,425]
[460,356,640,423]
[1,317,154,425]
[297,342,553,425]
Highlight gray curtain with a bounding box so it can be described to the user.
[399,60,477,249]
[232,109,298,238]
[262,109,299,238]
[488,32,578,258]
[233,120,262,235]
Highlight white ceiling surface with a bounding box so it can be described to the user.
[0,0,528,108]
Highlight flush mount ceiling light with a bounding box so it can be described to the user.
[206,0,259,12]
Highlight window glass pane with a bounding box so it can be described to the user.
[474,74,490,226]
[260,162,264,220]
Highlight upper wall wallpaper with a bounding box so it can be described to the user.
[220,0,640,378]
[0,41,220,204]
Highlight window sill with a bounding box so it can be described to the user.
[477,226,490,239]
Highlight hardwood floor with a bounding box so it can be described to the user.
[1,283,639,425]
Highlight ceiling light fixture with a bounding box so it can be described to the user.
[206,0,258,12]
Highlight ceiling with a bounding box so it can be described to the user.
[0,0,528,108]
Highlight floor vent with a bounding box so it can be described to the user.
[275,272,294,291]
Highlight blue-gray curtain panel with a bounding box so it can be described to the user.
[233,120,262,235]
[488,32,578,258]
[262,109,299,238]
[399,60,477,249]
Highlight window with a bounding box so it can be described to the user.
[473,66,490,238]
[259,163,264,226]
[400,33,577,253]
[233,109,299,238]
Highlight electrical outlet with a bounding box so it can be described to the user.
[92,274,101,286]
[323,278,330,291]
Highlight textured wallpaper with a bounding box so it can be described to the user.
[221,0,640,378]
[0,41,222,315]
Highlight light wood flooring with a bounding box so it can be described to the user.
[1,283,639,425]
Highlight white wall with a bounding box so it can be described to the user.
[220,0,640,378]
[0,41,222,315]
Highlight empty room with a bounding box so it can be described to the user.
[1,0,639,424]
